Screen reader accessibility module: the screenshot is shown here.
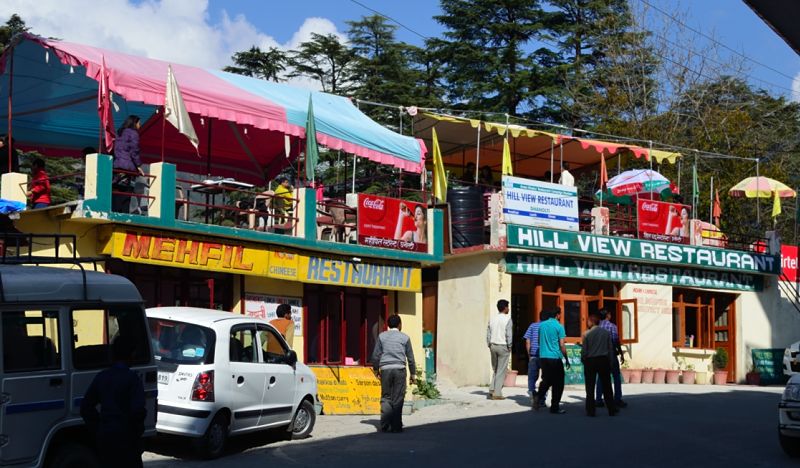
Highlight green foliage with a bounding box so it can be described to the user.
[18,152,82,206]
[713,347,729,370]
[0,14,27,52]
[224,46,288,82]
[412,370,441,399]
[288,33,356,94]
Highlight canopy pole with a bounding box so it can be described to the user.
[399,106,403,135]
[558,143,563,183]
[756,158,761,227]
[352,153,357,194]
[475,123,481,184]
[648,141,653,199]
[6,52,13,172]
[160,107,166,162]
[549,139,554,180]
[677,158,681,195]
[709,176,714,226]
[692,153,697,224]
[206,119,212,178]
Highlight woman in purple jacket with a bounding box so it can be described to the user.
[113,115,144,213]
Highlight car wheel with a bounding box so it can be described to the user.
[46,442,100,468]
[780,431,800,458]
[290,400,316,440]
[193,412,229,459]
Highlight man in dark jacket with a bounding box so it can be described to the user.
[372,314,416,433]
[81,335,146,467]
[581,310,618,417]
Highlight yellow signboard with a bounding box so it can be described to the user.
[310,366,382,414]
[99,227,421,292]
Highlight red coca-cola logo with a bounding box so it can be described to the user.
[362,197,385,211]
[641,202,658,212]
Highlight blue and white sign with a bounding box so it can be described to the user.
[502,176,579,231]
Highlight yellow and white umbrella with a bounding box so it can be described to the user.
[728,176,796,219]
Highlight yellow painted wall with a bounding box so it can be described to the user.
[394,289,424,381]
[238,276,305,361]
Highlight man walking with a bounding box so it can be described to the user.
[595,308,627,408]
[269,303,295,347]
[523,312,547,408]
[536,308,570,414]
[582,310,618,417]
[80,335,147,468]
[487,299,512,400]
[372,314,416,433]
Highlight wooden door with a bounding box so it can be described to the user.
[713,301,736,382]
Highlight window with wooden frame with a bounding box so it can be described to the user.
[533,279,638,344]
[672,289,714,349]
[304,285,387,366]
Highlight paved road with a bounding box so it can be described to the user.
[143,384,794,467]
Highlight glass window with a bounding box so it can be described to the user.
[345,292,363,365]
[229,325,257,363]
[147,317,215,365]
[325,292,342,363]
[74,306,150,369]
[3,310,60,372]
[259,326,288,364]
[563,300,582,338]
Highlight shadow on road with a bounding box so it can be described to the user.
[145,388,795,467]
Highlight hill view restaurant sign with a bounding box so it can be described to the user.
[507,225,780,276]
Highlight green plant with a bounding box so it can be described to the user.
[621,360,630,369]
[685,362,695,372]
[412,370,441,400]
[712,347,729,370]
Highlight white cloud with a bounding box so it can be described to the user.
[0,0,341,89]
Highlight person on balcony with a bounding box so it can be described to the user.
[558,162,574,187]
[460,162,476,185]
[478,165,496,190]
[113,116,144,213]
[272,176,293,226]
[27,158,51,209]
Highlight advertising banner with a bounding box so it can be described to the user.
[244,294,303,336]
[636,199,691,244]
[506,224,780,275]
[782,245,799,282]
[506,254,763,292]
[502,175,579,231]
[357,194,428,252]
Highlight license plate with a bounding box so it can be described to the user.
[158,372,171,385]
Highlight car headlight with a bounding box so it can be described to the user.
[784,384,800,401]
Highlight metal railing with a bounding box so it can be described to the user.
[111,169,155,215]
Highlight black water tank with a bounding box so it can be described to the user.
[448,186,485,248]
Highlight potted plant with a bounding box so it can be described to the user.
[621,360,632,383]
[642,367,655,384]
[682,362,696,384]
[665,363,681,384]
[653,368,667,384]
[746,364,761,386]
[713,348,729,385]
[628,363,643,384]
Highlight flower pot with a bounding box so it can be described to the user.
[503,369,519,388]
[621,368,632,383]
[653,369,667,384]
[713,370,728,385]
[695,371,708,385]
[682,370,696,384]
[746,371,761,386]
[641,369,655,384]
[628,369,642,384]
[665,370,681,384]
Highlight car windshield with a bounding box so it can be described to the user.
[148,318,215,365]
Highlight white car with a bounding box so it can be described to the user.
[785,341,800,377]
[146,307,318,459]
[780,374,800,457]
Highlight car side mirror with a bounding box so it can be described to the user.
[286,350,298,367]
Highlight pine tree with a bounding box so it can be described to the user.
[0,14,28,52]
[223,46,288,82]
[287,33,356,94]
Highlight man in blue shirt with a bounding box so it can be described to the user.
[595,308,627,408]
[535,308,570,414]
[523,312,547,408]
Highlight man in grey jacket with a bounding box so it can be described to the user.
[372,314,416,433]
[487,299,513,400]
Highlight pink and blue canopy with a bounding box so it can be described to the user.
[0,34,425,183]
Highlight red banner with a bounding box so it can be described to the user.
[783,245,799,282]
[357,194,428,252]
[637,199,691,244]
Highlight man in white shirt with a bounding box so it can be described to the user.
[559,162,574,187]
[486,299,513,400]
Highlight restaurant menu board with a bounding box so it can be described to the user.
[502,176,579,231]
[752,349,789,386]
[357,194,427,252]
[244,294,303,336]
[637,199,691,244]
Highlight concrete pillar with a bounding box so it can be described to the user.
[148,162,176,220]
[84,153,112,212]
[296,187,315,240]
[0,172,28,204]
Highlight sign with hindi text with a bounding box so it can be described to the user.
[502,175,579,231]
[637,199,691,244]
[357,194,428,252]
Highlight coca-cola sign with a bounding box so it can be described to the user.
[357,194,427,253]
[636,199,691,244]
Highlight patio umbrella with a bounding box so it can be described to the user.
[594,169,671,205]
[728,176,796,220]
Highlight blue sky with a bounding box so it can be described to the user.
[3,0,799,100]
